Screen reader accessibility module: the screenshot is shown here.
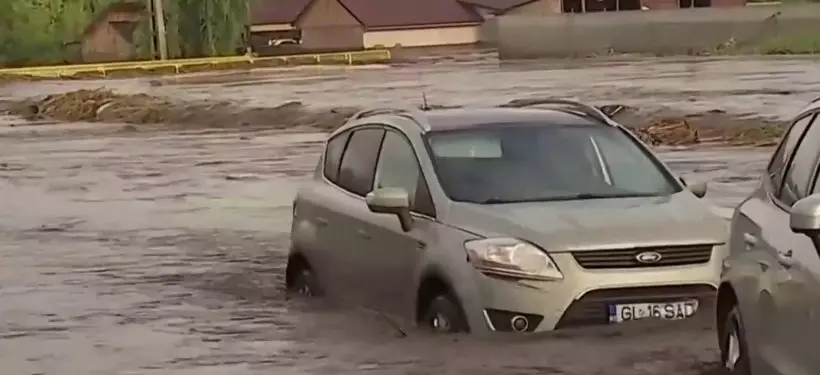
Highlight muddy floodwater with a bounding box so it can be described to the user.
[0,56,810,374]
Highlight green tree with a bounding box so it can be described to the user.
[0,0,249,67]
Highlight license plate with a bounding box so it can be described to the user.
[608,300,699,323]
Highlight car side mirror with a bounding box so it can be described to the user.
[790,194,820,235]
[366,187,413,232]
[680,177,707,198]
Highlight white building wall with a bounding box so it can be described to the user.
[363,25,481,48]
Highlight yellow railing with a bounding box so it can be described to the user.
[0,49,391,78]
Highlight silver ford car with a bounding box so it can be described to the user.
[288,99,727,334]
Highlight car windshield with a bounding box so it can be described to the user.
[425,124,681,204]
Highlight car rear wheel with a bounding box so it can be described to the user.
[421,294,468,333]
[720,305,751,375]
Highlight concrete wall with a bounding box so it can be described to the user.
[496,4,820,59]
[364,25,482,48]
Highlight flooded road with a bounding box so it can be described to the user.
[3,55,820,119]
[0,56,803,374]
[0,127,769,375]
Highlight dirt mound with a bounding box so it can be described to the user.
[6,89,787,146]
[633,118,700,146]
[0,73,45,84]
[599,104,785,147]
[10,89,359,131]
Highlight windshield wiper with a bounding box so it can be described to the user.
[478,197,513,204]
[558,193,655,200]
[541,192,659,201]
[478,192,657,204]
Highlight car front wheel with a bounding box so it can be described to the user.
[286,266,322,298]
[720,305,751,375]
[421,294,469,333]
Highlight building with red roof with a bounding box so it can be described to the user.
[250,0,486,50]
[249,0,746,51]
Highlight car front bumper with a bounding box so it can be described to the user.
[465,250,722,333]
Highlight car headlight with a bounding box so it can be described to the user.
[464,238,563,280]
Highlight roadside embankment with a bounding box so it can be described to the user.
[0,50,391,81]
[1,89,785,147]
[496,4,820,59]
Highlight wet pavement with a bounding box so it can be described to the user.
[0,56,806,374]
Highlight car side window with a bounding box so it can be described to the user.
[337,128,385,196]
[769,114,813,191]
[323,131,351,182]
[779,113,820,206]
[373,130,436,217]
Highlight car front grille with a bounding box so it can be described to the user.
[554,284,716,329]
[571,244,713,269]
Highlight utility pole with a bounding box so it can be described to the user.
[151,0,168,60]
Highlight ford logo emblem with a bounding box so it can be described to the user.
[636,251,662,264]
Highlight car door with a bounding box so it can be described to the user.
[736,111,819,375]
[297,129,353,298]
[800,173,820,374]
[327,126,385,306]
[356,129,438,319]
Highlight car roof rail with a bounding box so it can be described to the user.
[499,98,616,125]
[348,107,429,128]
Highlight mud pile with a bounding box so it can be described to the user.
[9,89,359,131]
[604,105,785,147]
[5,89,786,146]
[632,118,700,146]
[0,73,44,84]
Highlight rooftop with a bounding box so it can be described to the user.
[250,0,311,24]
[456,0,539,12]
[250,0,483,29]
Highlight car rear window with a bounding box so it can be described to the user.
[336,128,385,196]
[430,134,502,158]
[323,131,351,182]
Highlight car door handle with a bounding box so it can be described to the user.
[776,249,795,268]
[357,229,371,240]
[315,217,328,227]
[743,233,758,249]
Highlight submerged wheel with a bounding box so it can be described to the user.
[421,294,469,333]
[286,263,322,298]
[719,305,751,375]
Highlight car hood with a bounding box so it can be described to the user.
[444,192,727,252]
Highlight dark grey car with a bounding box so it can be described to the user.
[718,98,820,374]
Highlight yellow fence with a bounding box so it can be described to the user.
[0,49,391,78]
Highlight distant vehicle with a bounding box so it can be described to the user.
[288,99,727,334]
[718,98,820,374]
[267,38,299,47]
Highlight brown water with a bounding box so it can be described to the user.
[3,55,819,118]
[0,56,803,375]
